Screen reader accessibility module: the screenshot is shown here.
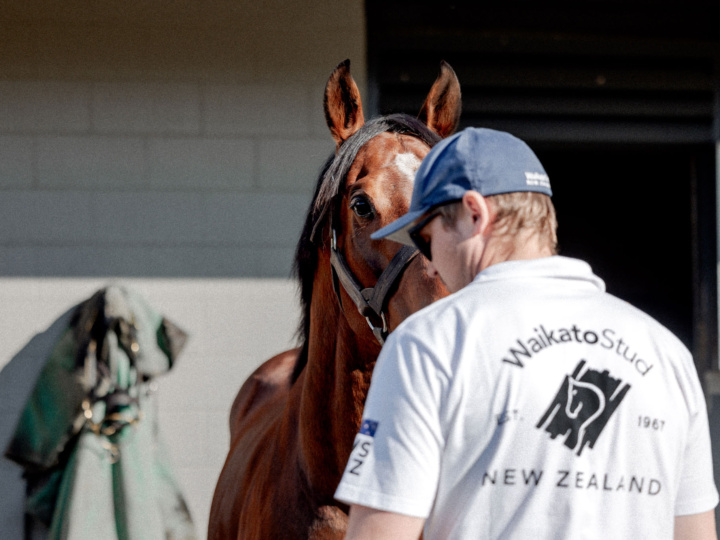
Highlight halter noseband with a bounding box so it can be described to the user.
[329,225,419,345]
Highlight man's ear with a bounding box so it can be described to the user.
[462,191,494,237]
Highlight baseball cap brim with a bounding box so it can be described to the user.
[370,208,427,246]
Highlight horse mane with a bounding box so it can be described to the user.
[291,113,441,381]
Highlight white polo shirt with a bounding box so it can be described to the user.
[335,256,718,539]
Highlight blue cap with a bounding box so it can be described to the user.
[371,127,552,245]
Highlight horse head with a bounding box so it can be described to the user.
[564,376,606,453]
[296,59,460,364]
[566,377,605,421]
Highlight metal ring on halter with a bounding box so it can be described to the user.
[328,219,418,346]
[365,312,387,335]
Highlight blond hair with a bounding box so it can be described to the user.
[439,192,558,255]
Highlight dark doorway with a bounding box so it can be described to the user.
[534,143,717,372]
[536,145,695,345]
[366,1,719,371]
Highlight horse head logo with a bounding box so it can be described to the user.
[537,360,630,456]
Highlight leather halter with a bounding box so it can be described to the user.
[329,227,419,345]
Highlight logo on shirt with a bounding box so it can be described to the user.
[360,419,378,437]
[346,419,379,476]
[537,360,630,456]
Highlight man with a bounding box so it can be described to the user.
[334,127,718,539]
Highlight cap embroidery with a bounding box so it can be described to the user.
[525,172,551,189]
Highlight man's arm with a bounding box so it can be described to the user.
[344,505,425,540]
[674,510,717,540]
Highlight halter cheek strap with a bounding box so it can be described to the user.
[329,228,419,345]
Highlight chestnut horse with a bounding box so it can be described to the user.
[208,60,461,539]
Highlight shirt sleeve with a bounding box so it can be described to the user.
[334,330,448,518]
[674,380,719,516]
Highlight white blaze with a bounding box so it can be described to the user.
[393,153,422,184]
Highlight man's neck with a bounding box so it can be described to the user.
[479,230,554,273]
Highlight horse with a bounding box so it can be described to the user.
[208,59,461,539]
[537,359,632,457]
[564,375,605,453]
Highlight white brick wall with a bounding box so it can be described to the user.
[148,138,255,190]
[0,136,34,188]
[92,82,202,134]
[0,81,92,132]
[0,1,366,538]
[37,136,147,188]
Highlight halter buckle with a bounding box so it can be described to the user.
[365,312,387,335]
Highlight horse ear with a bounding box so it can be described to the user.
[324,59,365,149]
[418,61,462,138]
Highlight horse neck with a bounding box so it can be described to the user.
[296,261,380,500]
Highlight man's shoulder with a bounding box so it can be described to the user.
[602,292,691,353]
[392,284,500,345]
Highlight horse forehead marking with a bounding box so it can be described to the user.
[393,152,422,184]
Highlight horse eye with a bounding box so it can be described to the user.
[350,198,374,219]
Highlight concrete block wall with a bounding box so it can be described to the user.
[0,1,366,537]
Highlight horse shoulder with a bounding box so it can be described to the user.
[229,347,300,438]
[210,349,301,540]
[306,506,421,540]
[307,505,349,539]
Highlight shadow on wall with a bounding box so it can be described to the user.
[0,309,74,539]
